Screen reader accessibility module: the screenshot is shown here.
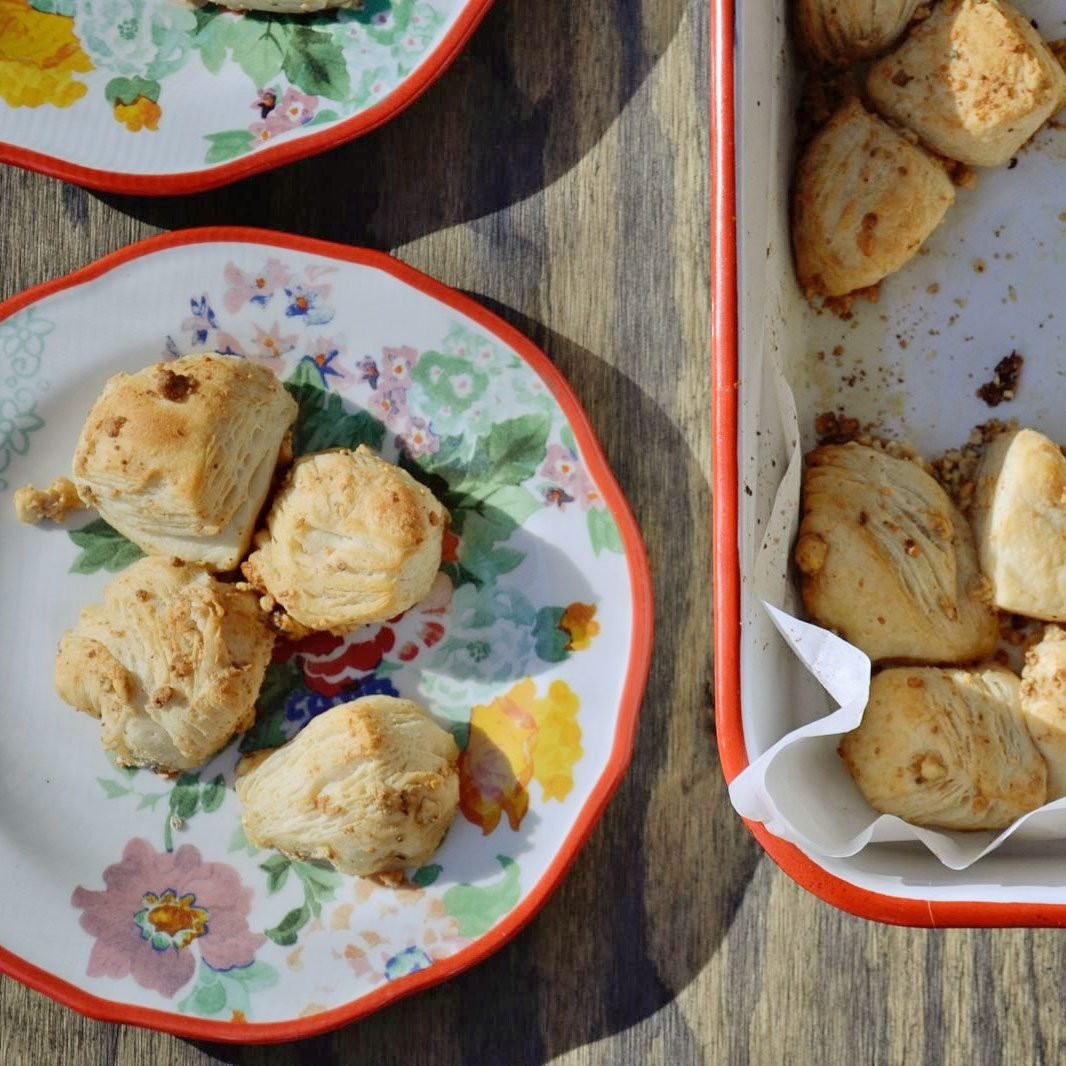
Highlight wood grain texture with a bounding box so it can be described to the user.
[3,2,1064,1065]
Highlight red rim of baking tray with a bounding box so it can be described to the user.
[710,0,1066,929]
[0,226,655,1040]
[0,0,494,197]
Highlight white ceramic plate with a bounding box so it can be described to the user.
[0,228,652,1039]
[0,0,492,192]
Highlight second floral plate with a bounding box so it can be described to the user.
[0,228,652,1041]
[0,0,493,193]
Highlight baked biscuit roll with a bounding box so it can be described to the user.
[792,99,955,298]
[242,446,447,635]
[795,442,998,663]
[236,696,460,877]
[795,0,923,67]
[867,0,1066,168]
[72,353,297,571]
[840,666,1047,830]
[54,556,275,772]
[1020,626,1066,800]
[970,428,1066,621]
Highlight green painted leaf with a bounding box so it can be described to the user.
[229,825,261,856]
[28,0,75,14]
[225,17,288,87]
[260,853,292,894]
[104,77,161,105]
[169,773,201,822]
[96,778,130,800]
[203,130,256,166]
[474,414,551,489]
[191,8,233,73]
[560,425,577,453]
[265,904,310,947]
[283,373,386,456]
[192,975,227,1016]
[283,27,351,100]
[240,660,302,753]
[443,856,521,938]
[412,864,441,888]
[532,606,570,663]
[224,959,279,993]
[136,792,167,811]
[483,484,540,526]
[587,507,623,556]
[306,108,340,127]
[294,860,342,904]
[68,520,144,575]
[200,774,225,813]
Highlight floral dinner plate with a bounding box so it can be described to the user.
[0,0,493,193]
[0,228,652,1041]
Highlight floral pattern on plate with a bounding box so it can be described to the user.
[0,236,644,1033]
[0,0,477,183]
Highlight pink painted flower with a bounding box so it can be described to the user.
[250,322,298,362]
[540,444,602,511]
[223,259,292,313]
[381,345,419,385]
[369,385,409,426]
[275,87,318,127]
[214,330,247,358]
[299,335,351,389]
[395,414,440,458]
[71,838,265,998]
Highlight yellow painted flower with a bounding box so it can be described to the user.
[113,95,160,132]
[559,602,600,651]
[529,680,583,802]
[459,677,584,831]
[0,0,92,109]
[459,679,537,835]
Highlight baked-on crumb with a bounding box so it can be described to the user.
[976,352,1024,407]
[930,420,1015,509]
[13,477,85,524]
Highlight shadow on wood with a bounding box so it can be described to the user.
[94,0,689,249]
[188,302,758,1064]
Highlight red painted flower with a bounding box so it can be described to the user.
[278,574,456,694]
[71,838,265,998]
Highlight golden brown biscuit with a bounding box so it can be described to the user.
[840,666,1047,830]
[796,442,998,663]
[795,0,923,66]
[867,0,1066,168]
[1020,625,1066,800]
[235,696,460,877]
[13,477,85,524]
[72,353,297,571]
[792,99,955,298]
[969,428,1066,621]
[54,556,275,772]
[241,446,447,635]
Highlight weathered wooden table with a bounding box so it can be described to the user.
[3,1,1059,1063]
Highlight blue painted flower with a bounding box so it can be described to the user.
[357,355,380,389]
[384,946,433,981]
[299,336,350,389]
[284,285,334,326]
[282,673,399,731]
[181,295,217,346]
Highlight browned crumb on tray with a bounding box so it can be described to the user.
[13,477,86,524]
[820,285,879,319]
[976,352,1024,407]
[813,414,928,466]
[929,420,1014,510]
